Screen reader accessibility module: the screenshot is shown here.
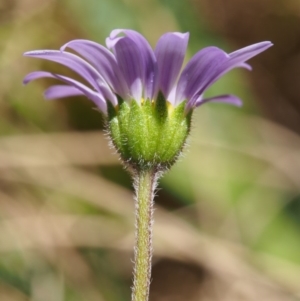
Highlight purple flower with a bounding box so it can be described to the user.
[23,29,272,114]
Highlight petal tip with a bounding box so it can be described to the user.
[261,41,273,49]
[173,32,190,39]
[22,75,31,85]
[23,51,35,56]
[60,39,80,52]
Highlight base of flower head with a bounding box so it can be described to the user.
[107,94,192,171]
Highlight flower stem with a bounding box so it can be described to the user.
[132,168,157,301]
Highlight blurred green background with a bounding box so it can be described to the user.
[1,0,300,300]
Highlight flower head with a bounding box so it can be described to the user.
[23,29,272,170]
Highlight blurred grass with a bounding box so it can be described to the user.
[1,0,300,300]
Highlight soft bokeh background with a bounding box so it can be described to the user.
[1,0,300,300]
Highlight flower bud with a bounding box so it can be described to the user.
[107,94,192,171]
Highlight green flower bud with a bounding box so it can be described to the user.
[107,93,192,171]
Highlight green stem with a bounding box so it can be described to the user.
[132,168,157,301]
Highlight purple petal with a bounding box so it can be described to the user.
[107,29,157,100]
[61,40,129,99]
[176,41,272,106]
[23,50,117,105]
[24,50,100,89]
[195,94,243,108]
[229,41,272,61]
[44,85,84,99]
[175,47,229,104]
[23,71,107,113]
[154,32,189,102]
[199,41,273,94]
[106,35,144,102]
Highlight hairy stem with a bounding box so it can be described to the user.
[132,168,157,301]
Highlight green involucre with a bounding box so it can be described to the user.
[107,94,192,170]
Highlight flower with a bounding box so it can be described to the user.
[23,29,272,114]
[23,29,272,170]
